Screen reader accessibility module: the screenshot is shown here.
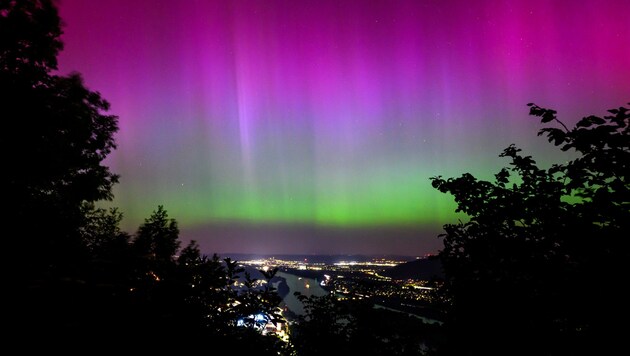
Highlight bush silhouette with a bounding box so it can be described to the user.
[431,103,629,355]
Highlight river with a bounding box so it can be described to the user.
[274,271,328,316]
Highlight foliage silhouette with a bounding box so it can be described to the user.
[431,103,629,355]
[133,205,181,262]
[2,1,123,341]
[2,0,119,282]
[3,2,290,351]
[291,291,444,355]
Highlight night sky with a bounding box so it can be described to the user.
[56,0,630,256]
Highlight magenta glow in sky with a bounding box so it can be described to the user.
[57,0,630,255]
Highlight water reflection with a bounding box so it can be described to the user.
[274,271,327,315]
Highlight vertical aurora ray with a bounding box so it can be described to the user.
[56,0,630,254]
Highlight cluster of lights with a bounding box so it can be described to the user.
[239,257,407,271]
[236,309,290,342]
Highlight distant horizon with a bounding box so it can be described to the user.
[178,221,444,257]
[219,252,428,259]
[217,252,426,264]
[220,252,426,257]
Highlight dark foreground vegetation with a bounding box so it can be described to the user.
[431,102,630,355]
[3,1,627,354]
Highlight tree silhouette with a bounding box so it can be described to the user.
[431,103,629,355]
[2,0,119,281]
[3,2,291,351]
[2,1,121,340]
[133,205,180,262]
[291,291,443,355]
[291,292,354,355]
[80,202,131,259]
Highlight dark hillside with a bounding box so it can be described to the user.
[381,257,444,280]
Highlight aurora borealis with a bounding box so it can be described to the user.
[56,0,630,255]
